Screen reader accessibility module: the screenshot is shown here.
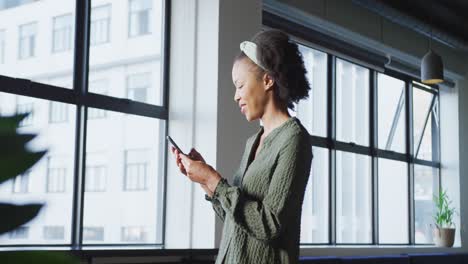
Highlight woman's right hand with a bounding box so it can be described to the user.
[171,147,214,197]
[170,147,206,175]
[187,148,206,163]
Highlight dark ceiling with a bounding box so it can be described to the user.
[353,0,468,52]
[381,0,468,44]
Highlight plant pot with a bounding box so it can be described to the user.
[433,227,455,247]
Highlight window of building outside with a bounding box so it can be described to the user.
[46,164,67,193]
[295,44,440,245]
[83,227,104,241]
[12,171,30,193]
[90,4,111,46]
[0,29,5,63]
[18,22,36,59]
[52,13,73,52]
[85,165,107,192]
[127,72,150,103]
[43,226,65,240]
[0,0,38,10]
[8,226,29,239]
[0,93,76,246]
[124,149,148,191]
[0,0,167,247]
[121,226,147,242]
[49,101,69,123]
[129,0,152,37]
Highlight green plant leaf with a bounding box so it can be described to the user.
[0,251,78,264]
[0,151,46,185]
[433,188,457,228]
[0,134,37,155]
[0,203,43,235]
[0,114,29,134]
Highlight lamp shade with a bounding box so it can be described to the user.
[421,49,444,84]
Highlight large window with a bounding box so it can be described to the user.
[296,44,327,137]
[0,0,75,82]
[0,0,168,247]
[336,59,370,146]
[296,44,440,246]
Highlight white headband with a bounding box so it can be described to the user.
[239,41,266,70]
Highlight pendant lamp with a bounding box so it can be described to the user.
[421,24,444,84]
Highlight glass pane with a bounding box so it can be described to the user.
[413,87,438,161]
[378,158,408,244]
[0,92,76,245]
[415,165,439,244]
[52,13,73,53]
[296,45,327,137]
[90,4,111,45]
[129,0,153,37]
[0,0,75,88]
[336,59,370,146]
[89,0,164,105]
[336,151,372,243]
[301,147,329,244]
[377,74,406,153]
[83,109,164,244]
[0,29,5,63]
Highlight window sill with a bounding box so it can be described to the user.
[299,244,464,257]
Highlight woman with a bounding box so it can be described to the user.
[171,29,312,264]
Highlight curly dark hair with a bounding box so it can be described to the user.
[235,29,311,110]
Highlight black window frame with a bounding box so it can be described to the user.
[264,11,441,246]
[0,0,171,248]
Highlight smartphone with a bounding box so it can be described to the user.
[166,135,185,155]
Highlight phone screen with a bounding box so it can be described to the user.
[166,136,185,155]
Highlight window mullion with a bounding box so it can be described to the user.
[370,70,378,245]
[406,81,415,245]
[71,0,91,249]
[328,54,336,245]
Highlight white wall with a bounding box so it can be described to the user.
[165,0,262,248]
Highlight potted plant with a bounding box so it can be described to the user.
[433,188,457,247]
[0,114,77,263]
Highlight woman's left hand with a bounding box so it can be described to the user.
[178,154,222,192]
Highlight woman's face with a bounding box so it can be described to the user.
[232,58,271,121]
